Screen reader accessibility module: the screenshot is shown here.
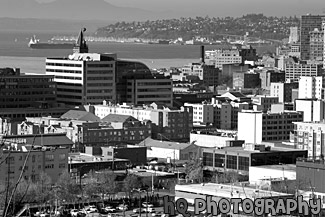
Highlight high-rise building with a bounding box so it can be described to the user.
[309,28,324,61]
[46,53,117,106]
[298,76,324,99]
[300,14,325,60]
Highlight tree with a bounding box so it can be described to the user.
[56,170,80,204]
[123,174,142,197]
[184,156,203,183]
[35,172,53,206]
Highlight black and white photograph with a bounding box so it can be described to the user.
[0,0,324,216]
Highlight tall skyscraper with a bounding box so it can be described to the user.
[300,14,325,60]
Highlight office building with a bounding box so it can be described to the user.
[270,82,299,103]
[184,102,214,126]
[298,76,324,99]
[295,99,325,122]
[239,45,258,62]
[86,102,193,142]
[202,144,307,175]
[293,121,325,157]
[0,141,69,183]
[309,28,324,61]
[300,14,325,60]
[238,110,303,144]
[46,52,117,106]
[190,130,240,148]
[285,62,323,82]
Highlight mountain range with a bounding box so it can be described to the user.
[0,0,167,22]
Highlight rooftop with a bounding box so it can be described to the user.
[3,133,73,147]
[137,137,191,150]
[250,164,296,172]
[101,114,136,123]
[175,183,292,200]
[61,110,100,122]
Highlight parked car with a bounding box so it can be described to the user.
[142,202,154,208]
[85,205,98,213]
[107,213,120,217]
[104,206,116,213]
[117,204,128,211]
[70,209,79,217]
[133,208,145,213]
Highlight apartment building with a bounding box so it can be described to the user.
[0,142,69,183]
[86,102,193,142]
[184,102,214,126]
[238,109,303,144]
[298,76,324,99]
[285,62,323,82]
[270,82,299,103]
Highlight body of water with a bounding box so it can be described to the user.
[0,30,276,73]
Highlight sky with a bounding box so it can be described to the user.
[5,0,325,19]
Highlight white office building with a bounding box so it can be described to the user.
[298,76,324,99]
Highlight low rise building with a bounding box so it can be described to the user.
[0,142,69,183]
[202,143,307,175]
[137,137,201,161]
[205,48,242,69]
[249,164,296,183]
[86,102,193,142]
[251,95,279,111]
[175,183,293,211]
[233,71,260,89]
[259,69,285,90]
[190,130,241,148]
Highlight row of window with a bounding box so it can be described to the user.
[55,76,82,80]
[87,77,113,81]
[46,63,82,67]
[87,70,114,74]
[46,69,82,74]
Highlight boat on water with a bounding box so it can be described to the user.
[28,35,75,49]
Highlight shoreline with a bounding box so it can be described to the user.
[0,56,198,74]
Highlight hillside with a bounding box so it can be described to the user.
[95,14,300,41]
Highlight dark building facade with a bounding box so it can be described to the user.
[300,15,325,60]
[233,72,260,89]
[296,158,325,193]
[259,70,285,90]
[0,68,68,120]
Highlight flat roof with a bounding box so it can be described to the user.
[175,183,292,199]
[250,164,296,172]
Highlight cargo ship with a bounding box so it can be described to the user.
[28,36,75,49]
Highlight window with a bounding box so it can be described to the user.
[226,155,237,170]
[45,154,54,161]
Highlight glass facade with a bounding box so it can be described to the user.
[226,155,237,169]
